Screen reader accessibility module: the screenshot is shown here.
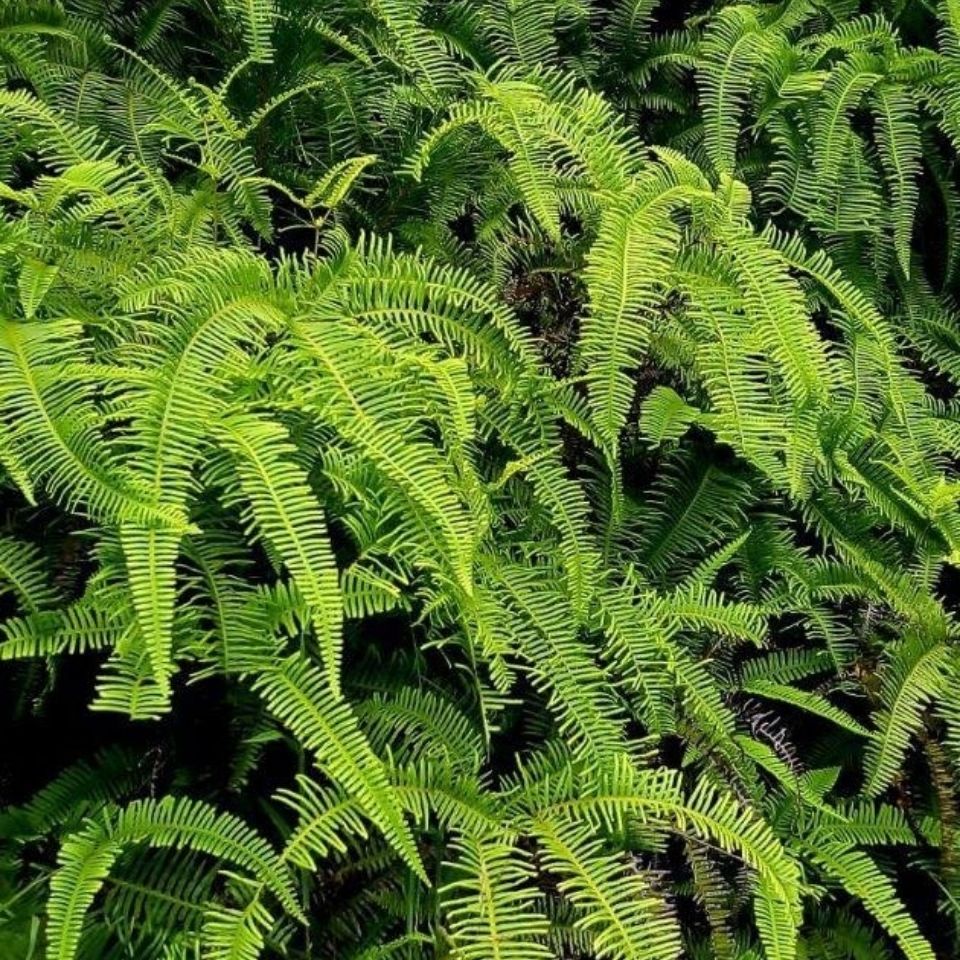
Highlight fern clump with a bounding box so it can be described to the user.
[1,2,960,959]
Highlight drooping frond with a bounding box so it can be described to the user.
[251,653,425,881]
[216,414,342,691]
[46,796,299,960]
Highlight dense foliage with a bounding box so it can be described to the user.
[2,0,960,957]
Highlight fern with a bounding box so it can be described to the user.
[2,1,960,958]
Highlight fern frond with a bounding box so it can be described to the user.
[0,320,186,530]
[217,413,342,693]
[440,831,552,960]
[580,162,705,447]
[534,818,684,960]
[863,633,954,798]
[803,841,936,960]
[251,653,426,881]
[223,0,276,63]
[46,796,300,960]
[0,534,59,613]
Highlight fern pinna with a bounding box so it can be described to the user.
[1,1,960,959]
